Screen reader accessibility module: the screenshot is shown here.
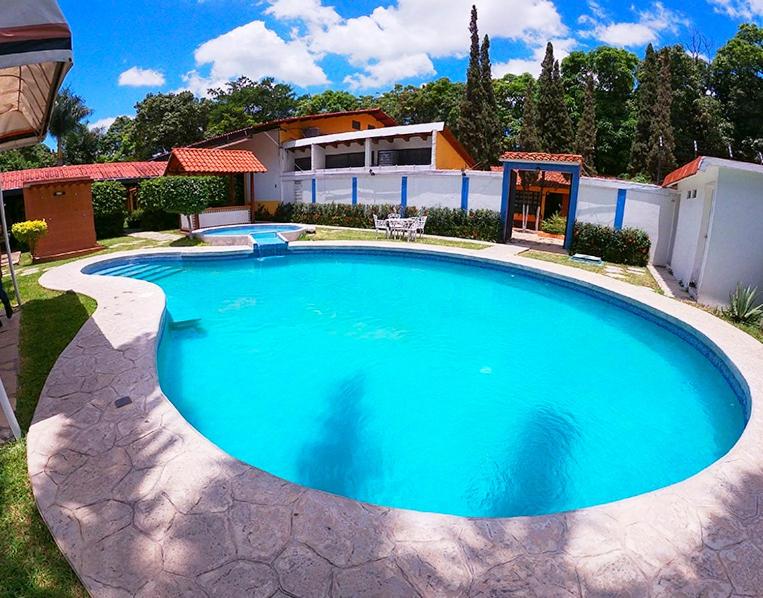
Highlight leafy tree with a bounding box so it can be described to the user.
[493,73,534,151]
[537,43,573,153]
[377,79,463,127]
[207,77,297,135]
[456,5,487,165]
[712,23,763,162]
[629,44,658,176]
[646,50,677,182]
[132,92,209,159]
[574,73,598,172]
[0,144,55,172]
[480,35,502,166]
[295,89,361,116]
[99,116,136,162]
[518,79,541,152]
[62,124,102,165]
[48,87,92,165]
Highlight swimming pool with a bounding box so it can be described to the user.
[91,250,747,518]
[197,224,303,239]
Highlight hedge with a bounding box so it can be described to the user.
[138,176,227,215]
[91,181,127,239]
[570,221,651,266]
[260,202,503,242]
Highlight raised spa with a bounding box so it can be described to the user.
[91,250,747,518]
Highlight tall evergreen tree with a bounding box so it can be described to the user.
[646,51,677,182]
[537,43,573,153]
[480,34,502,167]
[629,43,658,175]
[519,79,541,152]
[456,5,485,165]
[575,72,598,173]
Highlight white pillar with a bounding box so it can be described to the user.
[364,138,372,168]
[311,144,325,171]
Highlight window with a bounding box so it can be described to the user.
[325,152,365,169]
[367,125,375,130]
[294,157,312,171]
[692,189,697,198]
[351,120,361,130]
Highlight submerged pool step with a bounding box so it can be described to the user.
[98,262,183,282]
[254,235,288,258]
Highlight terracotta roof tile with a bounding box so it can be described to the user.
[500,151,583,164]
[490,165,570,186]
[0,162,165,191]
[165,147,267,175]
[662,156,703,187]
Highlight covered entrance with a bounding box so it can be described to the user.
[499,152,582,249]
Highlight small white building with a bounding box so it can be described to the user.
[663,157,763,306]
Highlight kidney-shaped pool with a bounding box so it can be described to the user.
[90,249,747,518]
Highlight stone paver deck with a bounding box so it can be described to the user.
[29,242,763,597]
[0,311,20,443]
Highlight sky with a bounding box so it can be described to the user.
[56,0,762,131]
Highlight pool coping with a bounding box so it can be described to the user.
[29,240,763,597]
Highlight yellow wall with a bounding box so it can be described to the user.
[435,132,470,170]
[279,113,388,142]
[254,200,280,216]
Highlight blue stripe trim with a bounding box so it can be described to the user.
[500,164,510,224]
[460,176,470,211]
[351,177,358,205]
[311,178,316,204]
[563,169,580,250]
[400,176,408,216]
[614,188,627,230]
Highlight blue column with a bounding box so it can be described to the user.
[400,176,408,216]
[460,175,470,211]
[614,188,627,230]
[311,178,316,204]
[500,164,510,239]
[351,177,358,206]
[563,168,581,250]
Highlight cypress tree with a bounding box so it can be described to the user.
[537,43,573,153]
[574,72,598,173]
[629,43,658,176]
[646,50,677,182]
[456,5,485,165]
[519,79,541,151]
[480,34,502,168]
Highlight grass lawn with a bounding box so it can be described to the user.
[520,249,662,292]
[0,231,196,598]
[300,226,491,250]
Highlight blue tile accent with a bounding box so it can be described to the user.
[564,169,580,250]
[311,178,316,204]
[460,175,470,211]
[614,188,627,230]
[400,176,408,216]
[500,164,510,225]
[351,177,358,206]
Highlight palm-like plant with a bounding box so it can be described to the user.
[724,284,763,325]
[48,88,92,165]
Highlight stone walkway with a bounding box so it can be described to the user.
[28,243,763,597]
[0,311,20,443]
[128,231,183,243]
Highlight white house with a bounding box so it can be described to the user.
[662,157,763,306]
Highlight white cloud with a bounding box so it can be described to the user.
[580,2,688,48]
[344,54,435,89]
[185,20,329,93]
[264,0,341,32]
[88,116,118,131]
[494,37,577,77]
[708,0,763,18]
[118,66,166,87]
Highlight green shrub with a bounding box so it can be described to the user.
[91,181,127,239]
[11,220,47,258]
[138,176,227,216]
[723,284,763,325]
[125,208,144,229]
[540,212,566,235]
[570,222,651,266]
[137,209,178,231]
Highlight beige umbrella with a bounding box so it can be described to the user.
[0,0,73,439]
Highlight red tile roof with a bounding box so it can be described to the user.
[0,162,165,191]
[662,156,703,187]
[490,166,570,186]
[164,147,267,175]
[500,151,583,164]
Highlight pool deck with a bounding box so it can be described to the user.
[29,241,763,597]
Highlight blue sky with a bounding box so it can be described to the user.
[57,0,760,130]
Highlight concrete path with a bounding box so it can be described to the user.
[128,231,183,243]
[0,312,20,443]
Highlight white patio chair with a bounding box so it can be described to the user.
[373,214,389,238]
[415,215,427,239]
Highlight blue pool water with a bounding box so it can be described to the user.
[201,224,301,238]
[92,251,747,518]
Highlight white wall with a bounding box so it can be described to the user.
[696,167,763,306]
[180,208,252,231]
[228,132,282,202]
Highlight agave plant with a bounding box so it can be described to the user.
[724,284,763,325]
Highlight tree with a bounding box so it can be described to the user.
[377,79,463,127]
[62,124,102,165]
[712,24,763,162]
[646,51,677,182]
[132,92,209,159]
[0,144,55,172]
[537,43,573,153]
[295,89,361,116]
[207,77,297,135]
[493,73,534,151]
[629,44,658,176]
[48,88,92,165]
[456,5,487,166]
[480,35,502,166]
[518,79,541,152]
[99,116,136,162]
[575,72,597,172]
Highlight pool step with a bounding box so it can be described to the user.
[254,234,288,259]
[98,262,183,282]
